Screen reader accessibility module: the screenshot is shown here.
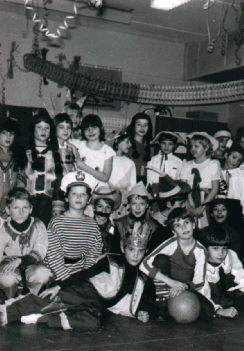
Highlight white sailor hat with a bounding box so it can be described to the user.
[60,171,98,193]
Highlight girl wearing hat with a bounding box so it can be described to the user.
[71,114,115,186]
[147,131,185,188]
[127,112,153,183]
[180,132,221,229]
[0,116,25,218]
[108,129,136,204]
[45,173,103,282]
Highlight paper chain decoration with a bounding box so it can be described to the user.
[23,53,244,106]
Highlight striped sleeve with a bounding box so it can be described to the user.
[140,237,177,278]
[83,223,103,269]
[45,218,74,281]
[45,216,103,281]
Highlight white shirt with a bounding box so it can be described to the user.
[109,155,136,193]
[147,152,182,185]
[180,158,221,189]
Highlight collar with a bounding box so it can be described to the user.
[58,141,68,149]
[8,216,33,234]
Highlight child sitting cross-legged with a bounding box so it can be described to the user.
[0,224,156,329]
[140,207,214,321]
[0,188,52,301]
[199,226,244,318]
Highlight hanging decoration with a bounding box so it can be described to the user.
[204,0,229,54]
[69,56,82,101]
[23,53,244,106]
[234,0,244,65]
[7,42,18,79]
[0,43,6,105]
[24,0,78,41]
[89,0,103,8]
[56,53,67,88]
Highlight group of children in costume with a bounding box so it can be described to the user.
[1,108,244,330]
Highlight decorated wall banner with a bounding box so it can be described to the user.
[23,53,244,106]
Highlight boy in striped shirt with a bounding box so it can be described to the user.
[140,207,214,321]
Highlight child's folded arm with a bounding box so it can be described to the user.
[53,255,110,289]
[139,239,177,279]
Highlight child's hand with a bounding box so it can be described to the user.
[146,165,166,177]
[191,206,205,217]
[216,307,238,318]
[39,286,61,300]
[26,150,33,163]
[2,258,22,273]
[168,280,188,298]
[137,310,149,323]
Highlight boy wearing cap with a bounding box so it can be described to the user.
[212,129,232,163]
[112,182,160,254]
[0,221,156,329]
[90,186,121,253]
[180,132,221,229]
[45,171,102,282]
[147,131,184,189]
[150,175,191,228]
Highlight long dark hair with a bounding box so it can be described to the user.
[28,111,57,151]
[127,112,152,162]
[0,117,25,170]
[27,111,62,176]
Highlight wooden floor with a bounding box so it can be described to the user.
[1,312,244,351]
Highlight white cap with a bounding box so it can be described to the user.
[214,130,232,139]
[188,131,219,151]
[60,171,98,193]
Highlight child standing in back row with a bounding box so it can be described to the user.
[180,132,221,229]
[147,131,185,189]
[0,117,25,218]
[54,113,80,177]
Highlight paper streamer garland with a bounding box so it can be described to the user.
[23,53,244,106]
[24,0,78,39]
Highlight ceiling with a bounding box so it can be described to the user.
[3,0,242,43]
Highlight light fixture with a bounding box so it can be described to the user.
[150,0,192,11]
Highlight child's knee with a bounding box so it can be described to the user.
[26,265,52,285]
[0,272,21,288]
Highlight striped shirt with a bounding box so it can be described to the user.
[140,236,206,299]
[45,215,103,281]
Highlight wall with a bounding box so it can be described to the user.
[0,3,234,133]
